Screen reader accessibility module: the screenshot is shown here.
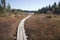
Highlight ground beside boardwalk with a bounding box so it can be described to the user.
[25,14,60,40]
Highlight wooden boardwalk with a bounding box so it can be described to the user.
[17,15,32,40]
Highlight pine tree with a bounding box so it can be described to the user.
[52,2,57,13]
[0,0,3,14]
[6,3,11,12]
[48,4,51,11]
[52,2,57,8]
[1,0,6,14]
[58,2,60,8]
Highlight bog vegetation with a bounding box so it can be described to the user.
[0,0,28,40]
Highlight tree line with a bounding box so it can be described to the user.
[35,2,60,14]
[0,0,60,14]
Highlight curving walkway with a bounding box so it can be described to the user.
[17,15,32,40]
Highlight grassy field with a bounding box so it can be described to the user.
[0,14,28,40]
[25,14,60,40]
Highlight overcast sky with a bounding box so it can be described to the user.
[6,0,60,11]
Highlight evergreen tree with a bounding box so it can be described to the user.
[6,3,11,12]
[0,0,2,14]
[52,2,57,13]
[48,4,52,11]
[1,0,6,14]
[58,2,60,8]
[0,2,1,10]
[49,5,51,9]
[52,2,57,8]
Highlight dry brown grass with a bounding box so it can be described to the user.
[25,14,60,40]
[0,14,28,40]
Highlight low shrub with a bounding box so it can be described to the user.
[0,14,7,17]
[46,15,52,18]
